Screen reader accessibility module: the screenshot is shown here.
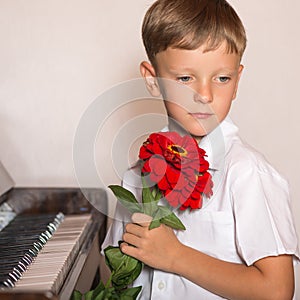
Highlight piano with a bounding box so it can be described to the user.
[0,161,107,300]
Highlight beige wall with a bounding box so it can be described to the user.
[0,0,299,295]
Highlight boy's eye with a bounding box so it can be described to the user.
[177,76,192,83]
[217,76,230,83]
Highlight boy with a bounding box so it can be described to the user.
[102,0,299,299]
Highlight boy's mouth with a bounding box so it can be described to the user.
[189,112,213,120]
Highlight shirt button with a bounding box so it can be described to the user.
[158,281,165,290]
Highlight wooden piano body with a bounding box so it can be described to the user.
[0,162,108,300]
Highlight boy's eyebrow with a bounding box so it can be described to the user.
[167,66,239,74]
[167,67,195,73]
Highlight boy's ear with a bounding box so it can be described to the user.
[140,61,161,97]
[232,64,244,100]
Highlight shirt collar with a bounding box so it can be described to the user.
[199,117,239,171]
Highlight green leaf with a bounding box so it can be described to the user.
[71,290,82,300]
[93,287,117,300]
[161,212,186,230]
[84,289,93,300]
[119,296,131,300]
[152,206,186,230]
[151,205,173,223]
[112,258,143,290]
[140,177,160,216]
[149,219,161,230]
[108,185,142,214]
[119,286,142,300]
[90,281,106,299]
[92,290,105,300]
[104,246,129,272]
[104,246,143,289]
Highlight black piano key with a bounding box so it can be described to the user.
[0,234,51,246]
[0,251,35,262]
[0,257,35,269]
[0,267,26,281]
[0,212,64,288]
[0,212,61,239]
[0,213,64,232]
[0,242,44,253]
[0,214,63,244]
[0,261,27,273]
[0,271,19,282]
[0,241,46,250]
[1,278,15,288]
[0,236,48,248]
[0,267,25,277]
[0,222,58,236]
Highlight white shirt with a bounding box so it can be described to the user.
[102,117,299,299]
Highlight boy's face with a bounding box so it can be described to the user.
[140,42,243,139]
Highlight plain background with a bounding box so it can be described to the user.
[0,0,299,296]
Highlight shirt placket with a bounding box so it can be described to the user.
[151,270,169,298]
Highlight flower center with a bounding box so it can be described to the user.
[168,144,188,156]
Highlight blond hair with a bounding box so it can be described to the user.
[142,0,247,65]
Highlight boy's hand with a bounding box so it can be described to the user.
[120,212,182,272]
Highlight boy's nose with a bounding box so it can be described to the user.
[193,84,213,103]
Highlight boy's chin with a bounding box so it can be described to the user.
[168,117,218,139]
[188,124,211,137]
[191,118,220,136]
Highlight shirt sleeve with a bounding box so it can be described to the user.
[231,160,300,266]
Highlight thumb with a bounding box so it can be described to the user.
[132,212,153,227]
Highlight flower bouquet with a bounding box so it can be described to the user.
[72,131,212,300]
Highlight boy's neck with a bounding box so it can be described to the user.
[168,118,203,144]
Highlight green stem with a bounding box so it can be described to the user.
[105,271,114,289]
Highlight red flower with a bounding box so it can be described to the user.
[139,132,213,210]
[140,132,204,171]
[179,171,213,210]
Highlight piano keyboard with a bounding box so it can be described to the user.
[0,213,92,294]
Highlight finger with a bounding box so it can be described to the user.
[132,212,153,227]
[125,223,145,237]
[122,231,142,248]
[120,242,132,254]
[120,242,140,260]
[120,241,129,250]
